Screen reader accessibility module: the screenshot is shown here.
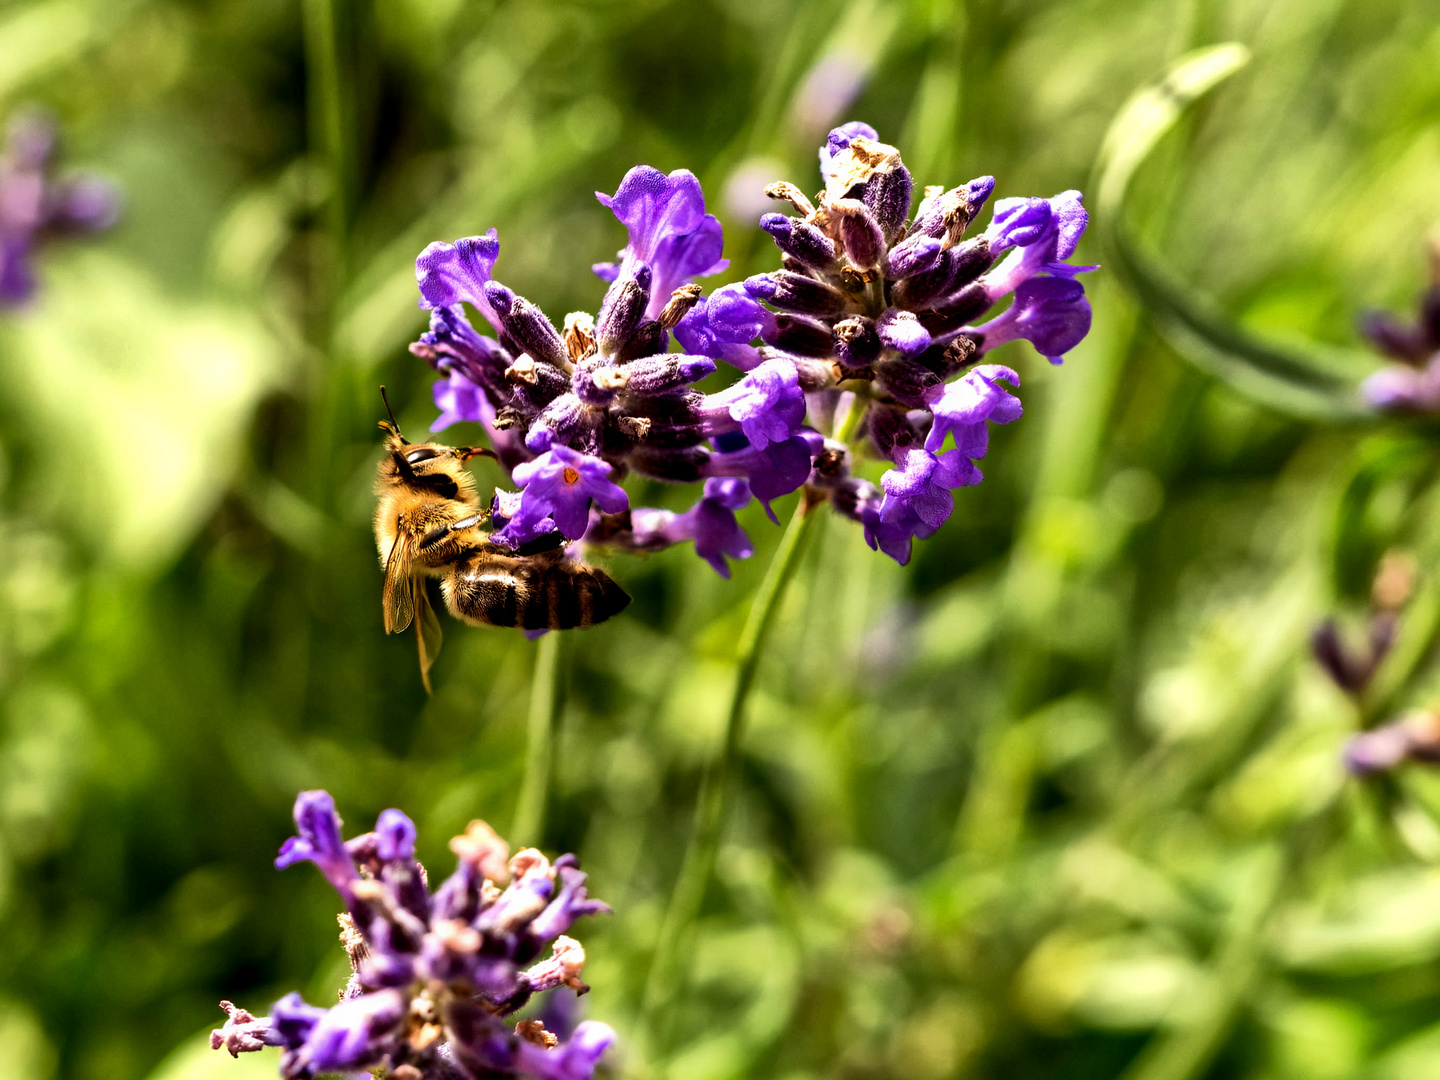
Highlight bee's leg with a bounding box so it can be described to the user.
[419,514,485,552]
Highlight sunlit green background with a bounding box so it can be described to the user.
[4,1,1440,1079]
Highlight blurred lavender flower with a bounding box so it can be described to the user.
[409,165,812,575]
[211,791,614,1080]
[1345,711,1440,777]
[677,120,1096,564]
[0,111,119,307]
[1358,239,1440,412]
[791,49,868,137]
[1314,551,1415,697]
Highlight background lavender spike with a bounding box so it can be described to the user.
[211,792,615,1080]
[0,111,118,307]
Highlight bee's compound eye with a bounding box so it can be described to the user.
[405,447,440,464]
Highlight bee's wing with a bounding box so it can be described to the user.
[414,577,443,695]
[382,535,417,634]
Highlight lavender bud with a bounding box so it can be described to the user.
[622,416,704,450]
[617,386,700,418]
[617,319,666,363]
[863,161,913,240]
[619,354,716,394]
[833,316,882,369]
[917,283,992,338]
[628,445,709,482]
[835,200,886,271]
[885,234,944,279]
[526,394,602,453]
[831,476,879,521]
[773,313,838,357]
[596,265,653,356]
[1344,723,1413,777]
[574,362,630,406]
[875,358,943,408]
[892,237,992,309]
[756,347,841,391]
[877,308,932,357]
[482,282,570,369]
[1361,311,1432,364]
[760,213,839,272]
[1422,285,1440,351]
[867,403,922,458]
[745,270,850,317]
[909,176,995,244]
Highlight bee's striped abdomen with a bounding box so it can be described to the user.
[445,551,631,630]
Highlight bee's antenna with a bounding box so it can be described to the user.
[379,385,406,441]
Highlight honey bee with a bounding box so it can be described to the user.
[373,392,631,690]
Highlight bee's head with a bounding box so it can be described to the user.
[376,388,495,496]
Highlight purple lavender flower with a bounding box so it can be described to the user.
[697,357,807,451]
[408,166,811,578]
[1345,711,1440,778]
[274,790,360,901]
[971,277,1092,364]
[627,478,756,578]
[593,166,728,315]
[0,112,118,307]
[924,364,1022,454]
[879,446,981,530]
[493,446,629,547]
[676,121,1094,563]
[212,792,614,1080]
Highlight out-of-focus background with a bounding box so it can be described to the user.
[3,1,1440,1078]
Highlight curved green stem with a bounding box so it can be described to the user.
[512,631,561,849]
[639,496,821,1050]
[1093,43,1373,421]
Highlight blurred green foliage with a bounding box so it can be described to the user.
[3,1,1440,1080]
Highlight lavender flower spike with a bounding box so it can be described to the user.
[0,111,118,306]
[213,792,615,1080]
[408,161,825,579]
[1358,240,1440,413]
[670,118,1094,563]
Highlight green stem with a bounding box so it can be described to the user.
[301,0,349,505]
[639,496,820,1048]
[511,632,561,849]
[302,0,348,281]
